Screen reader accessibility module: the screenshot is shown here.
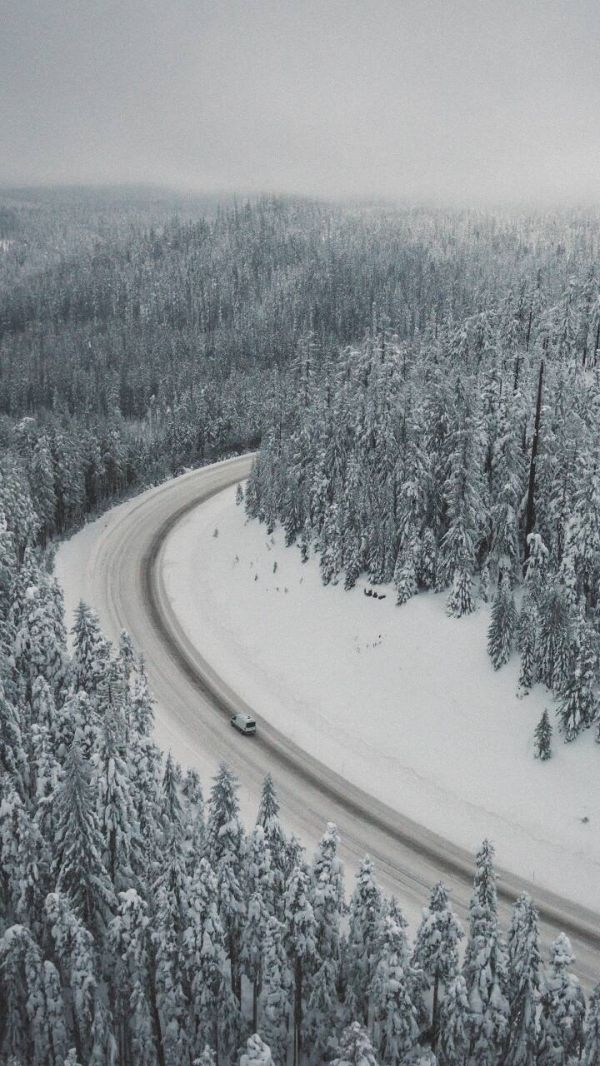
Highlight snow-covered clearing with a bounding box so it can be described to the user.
[162,485,600,912]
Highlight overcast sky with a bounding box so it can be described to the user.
[2,0,600,204]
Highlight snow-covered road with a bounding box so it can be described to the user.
[54,455,600,983]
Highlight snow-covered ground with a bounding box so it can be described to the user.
[162,484,600,912]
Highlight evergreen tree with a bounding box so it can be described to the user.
[538,933,586,1065]
[206,765,246,1003]
[332,1022,380,1066]
[161,750,184,836]
[241,826,275,1030]
[517,597,538,694]
[345,856,383,1027]
[108,888,157,1066]
[240,1032,276,1066]
[411,881,463,1049]
[256,774,288,915]
[93,700,141,887]
[0,923,67,1066]
[372,915,419,1066]
[152,835,190,1066]
[441,390,485,618]
[45,891,101,1063]
[284,862,317,1066]
[185,856,239,1063]
[438,974,470,1066]
[393,540,418,606]
[304,957,339,1064]
[537,583,571,694]
[260,916,289,1064]
[487,570,517,669]
[534,710,553,760]
[504,894,541,1066]
[311,821,344,963]
[583,983,600,1066]
[71,601,111,695]
[52,735,115,934]
[557,606,598,740]
[463,840,509,1065]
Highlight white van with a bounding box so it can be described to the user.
[231,712,256,735]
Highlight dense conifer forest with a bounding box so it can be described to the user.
[1,188,600,1063]
[245,211,600,750]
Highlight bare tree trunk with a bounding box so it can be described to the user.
[525,307,534,350]
[431,971,440,1050]
[293,958,302,1066]
[524,359,544,565]
[148,948,166,1066]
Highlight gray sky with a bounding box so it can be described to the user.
[2,0,600,203]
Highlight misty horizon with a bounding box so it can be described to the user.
[3,0,600,206]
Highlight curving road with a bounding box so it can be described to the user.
[67,454,600,985]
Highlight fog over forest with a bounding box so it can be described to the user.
[2,0,600,204]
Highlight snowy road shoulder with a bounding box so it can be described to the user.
[161,484,600,913]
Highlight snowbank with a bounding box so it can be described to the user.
[162,485,600,912]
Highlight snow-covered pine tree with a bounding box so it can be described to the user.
[256,774,288,915]
[320,503,343,585]
[108,888,157,1066]
[0,923,67,1065]
[537,582,572,694]
[193,1047,217,1066]
[557,604,598,740]
[345,856,383,1027]
[45,891,102,1063]
[534,710,553,760]
[437,974,470,1066]
[463,840,509,1065]
[240,1032,276,1066]
[283,862,317,1066]
[93,699,141,888]
[441,388,485,618]
[393,538,419,606]
[206,764,246,1003]
[13,575,68,699]
[130,658,155,738]
[260,916,289,1064]
[331,1021,379,1066]
[242,825,274,1030]
[537,933,586,1065]
[582,983,600,1066]
[71,601,111,695]
[182,766,205,868]
[151,834,190,1065]
[372,915,420,1066]
[504,894,541,1066]
[523,532,549,604]
[0,783,47,930]
[304,957,339,1064]
[161,750,184,836]
[487,569,517,669]
[411,881,463,1049]
[417,528,437,591]
[517,596,538,694]
[185,856,239,1063]
[311,822,344,963]
[52,734,115,935]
